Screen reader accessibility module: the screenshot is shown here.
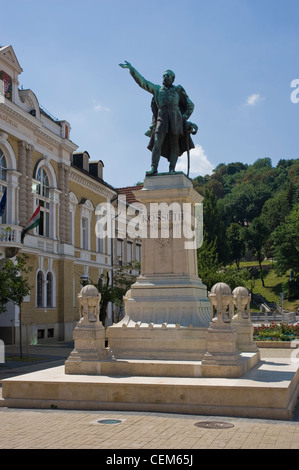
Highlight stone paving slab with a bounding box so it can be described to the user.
[0,407,299,450]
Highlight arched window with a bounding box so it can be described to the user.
[37,271,43,308]
[36,167,49,197]
[0,150,7,181]
[80,199,93,250]
[0,150,7,223]
[46,272,53,307]
[35,167,50,237]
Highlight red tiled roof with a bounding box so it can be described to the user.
[117,185,143,204]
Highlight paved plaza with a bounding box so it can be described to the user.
[0,342,299,450]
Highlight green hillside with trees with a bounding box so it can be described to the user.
[193,157,299,311]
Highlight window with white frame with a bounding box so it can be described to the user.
[35,167,50,237]
[136,243,141,263]
[33,162,59,240]
[117,238,123,265]
[127,241,133,265]
[36,269,55,308]
[46,272,53,307]
[82,217,89,250]
[36,270,43,307]
[80,199,93,250]
[97,236,105,253]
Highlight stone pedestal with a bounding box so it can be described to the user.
[107,174,211,361]
[232,287,259,353]
[65,285,107,374]
[201,323,243,377]
[201,283,256,377]
[65,177,259,378]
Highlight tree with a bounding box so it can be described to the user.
[94,260,140,326]
[271,202,299,277]
[0,253,33,357]
[226,223,245,268]
[245,217,269,287]
[198,238,221,291]
[197,238,249,291]
[221,183,271,227]
[202,188,228,264]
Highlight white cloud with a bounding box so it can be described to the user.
[246,93,262,106]
[176,144,214,176]
[92,100,110,112]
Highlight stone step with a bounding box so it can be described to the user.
[2,359,299,420]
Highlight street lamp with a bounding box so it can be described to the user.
[80,274,90,287]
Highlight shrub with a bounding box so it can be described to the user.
[253,322,299,341]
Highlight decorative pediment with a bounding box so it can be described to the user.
[0,45,23,74]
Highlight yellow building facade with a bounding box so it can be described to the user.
[0,45,130,345]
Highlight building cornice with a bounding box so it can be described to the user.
[0,100,78,153]
[70,166,117,200]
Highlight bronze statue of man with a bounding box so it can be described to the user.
[119,61,197,175]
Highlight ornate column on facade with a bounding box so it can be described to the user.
[58,162,71,244]
[58,162,66,242]
[17,141,28,226]
[64,164,71,244]
[26,144,34,220]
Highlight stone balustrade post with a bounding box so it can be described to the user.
[65,284,108,374]
[232,286,259,353]
[202,282,243,377]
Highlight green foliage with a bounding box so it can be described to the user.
[282,277,299,301]
[0,253,33,314]
[193,157,299,300]
[94,260,140,325]
[197,238,250,291]
[226,223,245,268]
[271,202,299,277]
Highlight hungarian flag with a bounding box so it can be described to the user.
[0,188,7,217]
[21,205,41,243]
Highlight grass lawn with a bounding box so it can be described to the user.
[245,265,299,312]
[230,260,298,312]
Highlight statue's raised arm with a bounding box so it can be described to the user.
[119,61,157,95]
[119,61,197,176]
[119,60,133,70]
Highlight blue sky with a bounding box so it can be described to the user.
[1,0,299,188]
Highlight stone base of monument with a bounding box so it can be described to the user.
[232,320,259,353]
[2,352,299,420]
[66,351,260,378]
[107,325,208,362]
[64,322,108,375]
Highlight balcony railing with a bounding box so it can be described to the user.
[0,225,22,258]
[0,225,22,245]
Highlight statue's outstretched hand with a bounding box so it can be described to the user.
[119,60,132,70]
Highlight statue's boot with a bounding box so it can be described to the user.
[169,155,178,173]
[146,166,157,176]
